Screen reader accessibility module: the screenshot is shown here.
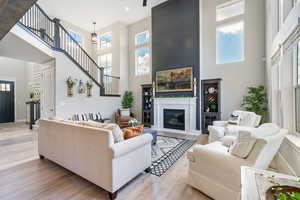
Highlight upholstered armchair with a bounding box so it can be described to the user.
[208,110,261,143]
[187,124,288,200]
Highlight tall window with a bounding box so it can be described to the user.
[216,0,245,64]
[68,30,83,46]
[135,31,150,76]
[296,43,300,132]
[99,32,112,50]
[98,54,112,76]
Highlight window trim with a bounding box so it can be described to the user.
[216,0,245,22]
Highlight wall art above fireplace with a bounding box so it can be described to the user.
[156,67,193,93]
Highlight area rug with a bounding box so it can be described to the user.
[150,135,196,177]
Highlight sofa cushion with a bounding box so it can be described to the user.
[80,120,124,143]
[229,130,256,158]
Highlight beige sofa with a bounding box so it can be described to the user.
[38,119,153,200]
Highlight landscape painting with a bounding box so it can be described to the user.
[156,67,193,92]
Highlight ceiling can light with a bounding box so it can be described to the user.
[91,22,97,44]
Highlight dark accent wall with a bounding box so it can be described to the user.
[152,0,200,130]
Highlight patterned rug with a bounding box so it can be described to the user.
[150,135,196,177]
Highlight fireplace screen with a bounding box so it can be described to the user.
[163,109,185,130]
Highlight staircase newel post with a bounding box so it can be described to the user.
[53,18,61,49]
[40,28,46,40]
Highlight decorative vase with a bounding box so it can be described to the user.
[120,108,130,117]
[87,88,92,97]
[67,87,73,97]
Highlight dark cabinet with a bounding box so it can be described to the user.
[141,84,153,127]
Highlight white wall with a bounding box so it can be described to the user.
[128,18,152,121]
[200,0,266,119]
[0,57,30,121]
[54,51,121,120]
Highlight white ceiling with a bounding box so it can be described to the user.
[38,0,167,32]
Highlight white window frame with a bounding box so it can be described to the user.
[294,43,300,134]
[134,30,151,76]
[99,32,112,50]
[216,0,245,65]
[216,0,244,22]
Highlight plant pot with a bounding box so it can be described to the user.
[120,108,130,117]
[87,88,92,97]
[67,87,73,97]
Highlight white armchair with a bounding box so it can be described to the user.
[187,124,288,200]
[208,110,262,143]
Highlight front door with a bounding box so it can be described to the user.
[0,81,15,123]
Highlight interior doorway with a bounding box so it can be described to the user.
[0,80,15,123]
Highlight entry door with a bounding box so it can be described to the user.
[0,81,15,123]
[41,67,55,119]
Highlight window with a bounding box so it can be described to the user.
[296,43,300,132]
[135,31,150,46]
[68,31,83,46]
[135,47,150,76]
[98,54,112,76]
[217,22,244,64]
[216,0,244,22]
[0,84,11,92]
[216,0,245,64]
[99,32,112,50]
[135,31,150,76]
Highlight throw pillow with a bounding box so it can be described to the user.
[253,123,280,138]
[221,136,236,147]
[123,125,144,140]
[229,129,257,158]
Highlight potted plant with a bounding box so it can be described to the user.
[66,76,77,97]
[121,91,134,117]
[241,85,268,123]
[29,92,35,100]
[86,80,93,97]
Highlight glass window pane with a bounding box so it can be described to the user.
[135,47,150,76]
[99,32,112,50]
[98,54,112,75]
[216,0,244,21]
[135,31,150,46]
[217,21,244,64]
[68,31,83,46]
[0,84,5,91]
[6,84,10,92]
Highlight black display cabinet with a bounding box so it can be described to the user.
[141,84,153,127]
[201,79,222,134]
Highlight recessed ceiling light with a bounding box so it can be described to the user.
[125,7,130,11]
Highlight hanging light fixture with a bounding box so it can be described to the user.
[91,22,97,44]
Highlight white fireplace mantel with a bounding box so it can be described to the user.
[153,97,199,135]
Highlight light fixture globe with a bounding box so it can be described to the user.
[91,22,97,44]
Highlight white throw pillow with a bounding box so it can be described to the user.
[221,136,236,147]
[225,125,252,137]
[81,120,124,143]
[229,130,256,158]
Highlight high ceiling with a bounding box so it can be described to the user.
[38,0,167,32]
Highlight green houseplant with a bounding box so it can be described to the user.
[86,80,93,97]
[121,91,134,117]
[66,76,77,97]
[241,85,268,123]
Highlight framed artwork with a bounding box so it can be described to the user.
[156,67,193,92]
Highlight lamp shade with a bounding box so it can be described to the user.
[91,22,97,44]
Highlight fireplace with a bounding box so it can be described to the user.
[163,109,185,130]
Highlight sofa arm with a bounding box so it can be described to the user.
[208,126,225,143]
[111,134,153,158]
[213,121,228,126]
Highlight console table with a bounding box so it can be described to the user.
[241,166,300,200]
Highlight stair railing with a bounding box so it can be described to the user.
[18,3,120,96]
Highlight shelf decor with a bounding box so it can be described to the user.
[142,84,153,127]
[66,76,77,97]
[86,80,93,97]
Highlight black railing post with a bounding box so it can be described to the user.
[53,18,61,49]
[40,28,45,40]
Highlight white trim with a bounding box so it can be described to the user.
[0,76,17,122]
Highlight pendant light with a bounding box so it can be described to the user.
[91,22,97,44]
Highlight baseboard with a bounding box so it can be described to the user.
[16,119,26,123]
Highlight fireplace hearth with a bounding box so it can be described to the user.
[163,109,185,130]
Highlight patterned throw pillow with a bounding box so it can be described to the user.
[228,114,240,125]
[123,125,144,140]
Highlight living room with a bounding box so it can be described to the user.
[0,0,300,199]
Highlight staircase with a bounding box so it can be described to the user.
[16,3,120,96]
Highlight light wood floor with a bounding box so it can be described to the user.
[0,123,211,200]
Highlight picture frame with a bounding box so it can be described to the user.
[156,67,193,92]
